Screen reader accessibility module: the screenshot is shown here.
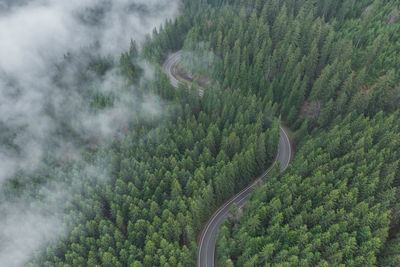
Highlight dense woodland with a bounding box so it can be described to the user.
[2,0,400,266]
[218,111,400,266]
[14,46,279,265]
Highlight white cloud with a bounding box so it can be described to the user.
[0,0,180,266]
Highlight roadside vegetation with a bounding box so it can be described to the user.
[3,0,400,266]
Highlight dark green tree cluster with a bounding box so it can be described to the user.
[179,0,400,131]
[27,85,278,267]
[3,0,400,265]
[172,0,400,265]
[1,31,279,265]
[142,17,192,64]
[217,111,400,266]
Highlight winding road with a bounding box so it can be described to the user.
[163,51,293,267]
[162,51,181,88]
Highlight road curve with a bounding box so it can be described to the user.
[162,51,182,88]
[162,51,205,97]
[197,127,291,267]
[162,51,293,267]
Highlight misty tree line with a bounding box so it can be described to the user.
[0,18,279,266]
[2,0,400,265]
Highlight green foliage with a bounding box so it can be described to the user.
[180,0,400,129]
[218,111,400,266]
[8,0,400,265]
[21,41,277,266]
[179,0,400,264]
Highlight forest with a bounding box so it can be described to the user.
[1,0,400,266]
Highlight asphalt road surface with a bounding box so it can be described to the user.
[162,50,204,97]
[162,51,182,88]
[162,51,293,267]
[197,127,291,267]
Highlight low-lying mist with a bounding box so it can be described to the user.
[0,0,179,266]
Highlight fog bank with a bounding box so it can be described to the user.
[0,0,179,265]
